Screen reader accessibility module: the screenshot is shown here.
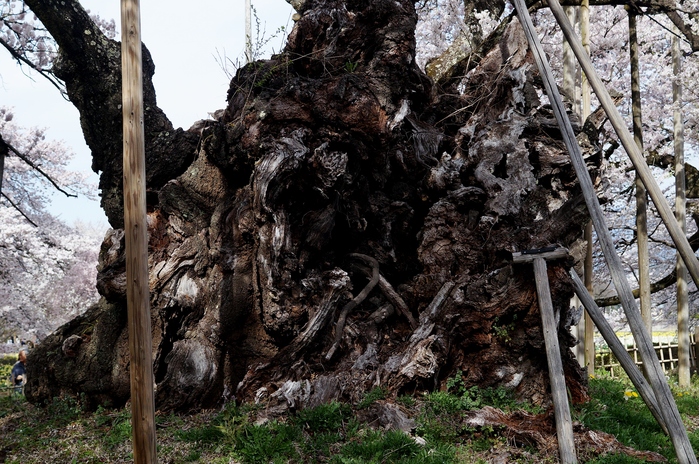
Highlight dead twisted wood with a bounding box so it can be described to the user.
[268,269,350,364]
[389,281,455,380]
[353,263,418,330]
[325,254,380,360]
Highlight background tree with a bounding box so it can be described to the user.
[0,106,102,345]
[0,1,115,344]
[1,0,698,414]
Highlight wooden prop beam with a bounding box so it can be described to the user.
[534,258,577,464]
[569,270,668,434]
[673,28,691,388]
[512,1,697,462]
[629,9,652,333]
[512,246,569,263]
[515,250,577,464]
[121,0,157,462]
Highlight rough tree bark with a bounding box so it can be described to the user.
[25,0,601,412]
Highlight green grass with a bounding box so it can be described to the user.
[0,374,697,463]
[357,386,388,409]
[0,354,15,392]
[573,372,699,463]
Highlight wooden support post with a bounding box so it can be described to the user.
[569,270,669,434]
[580,0,590,121]
[0,136,7,193]
[514,249,577,464]
[534,258,577,464]
[121,0,157,463]
[583,222,595,376]
[562,6,580,116]
[628,8,652,335]
[564,6,582,365]
[673,27,691,388]
[512,1,697,461]
[580,0,595,378]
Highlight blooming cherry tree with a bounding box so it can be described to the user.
[0,107,101,343]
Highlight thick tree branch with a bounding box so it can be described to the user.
[22,0,106,58]
[24,0,198,228]
[666,10,699,49]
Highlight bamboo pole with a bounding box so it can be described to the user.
[570,270,668,434]
[673,28,690,387]
[512,2,697,461]
[580,0,595,377]
[121,0,157,462]
[628,9,652,335]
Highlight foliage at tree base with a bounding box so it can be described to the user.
[3,375,697,463]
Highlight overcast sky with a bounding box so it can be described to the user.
[1,0,293,228]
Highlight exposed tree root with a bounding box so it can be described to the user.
[384,281,456,381]
[354,261,418,329]
[463,406,667,462]
[325,254,380,360]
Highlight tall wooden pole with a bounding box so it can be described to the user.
[563,6,580,116]
[534,258,578,464]
[583,221,594,376]
[580,0,590,121]
[562,5,585,368]
[580,0,595,376]
[628,9,652,335]
[673,28,690,388]
[121,0,157,462]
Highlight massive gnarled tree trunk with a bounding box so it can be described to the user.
[26,0,601,412]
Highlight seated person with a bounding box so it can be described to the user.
[10,349,27,394]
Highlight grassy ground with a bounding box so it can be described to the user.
[0,370,697,463]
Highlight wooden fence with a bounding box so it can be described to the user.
[595,332,698,377]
